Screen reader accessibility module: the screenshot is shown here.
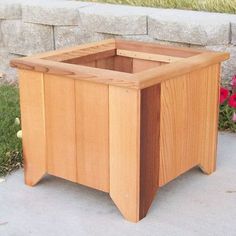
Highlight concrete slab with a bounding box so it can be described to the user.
[0,132,236,235]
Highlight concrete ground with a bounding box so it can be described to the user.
[0,133,236,236]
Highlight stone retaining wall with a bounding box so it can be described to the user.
[0,0,236,83]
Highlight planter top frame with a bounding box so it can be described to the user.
[11,39,229,89]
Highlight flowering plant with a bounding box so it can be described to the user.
[219,75,236,132]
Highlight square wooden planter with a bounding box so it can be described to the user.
[11,39,229,222]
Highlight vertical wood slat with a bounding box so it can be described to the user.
[109,86,140,222]
[198,64,220,174]
[140,84,160,219]
[159,74,187,186]
[44,74,77,182]
[159,64,220,186]
[75,80,109,192]
[19,69,46,186]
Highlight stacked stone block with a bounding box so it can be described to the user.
[0,0,236,83]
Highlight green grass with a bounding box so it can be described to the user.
[85,0,236,14]
[0,85,22,177]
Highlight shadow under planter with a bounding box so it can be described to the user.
[10,39,229,222]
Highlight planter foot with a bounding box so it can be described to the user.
[110,187,158,223]
[24,169,46,186]
[199,164,216,175]
[199,151,216,175]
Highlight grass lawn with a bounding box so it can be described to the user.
[0,85,22,177]
[85,0,236,14]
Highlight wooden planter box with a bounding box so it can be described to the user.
[11,39,229,222]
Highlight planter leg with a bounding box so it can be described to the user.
[109,85,160,222]
[199,68,220,175]
[19,70,47,186]
[199,65,219,175]
[109,86,141,222]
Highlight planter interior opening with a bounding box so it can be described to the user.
[42,40,201,74]
[62,53,173,73]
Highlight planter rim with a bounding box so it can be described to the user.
[10,39,229,89]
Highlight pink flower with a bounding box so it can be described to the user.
[220,87,229,104]
[232,112,236,122]
[231,75,236,89]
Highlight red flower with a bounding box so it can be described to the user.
[228,94,236,108]
[231,75,236,89]
[220,87,229,104]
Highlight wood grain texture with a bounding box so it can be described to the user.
[114,56,133,73]
[136,52,229,89]
[159,64,220,186]
[133,59,164,73]
[63,49,115,65]
[75,81,109,192]
[198,64,220,174]
[139,84,160,219]
[117,49,182,63]
[45,42,115,62]
[31,39,115,60]
[44,74,76,182]
[115,39,203,57]
[75,56,115,71]
[10,58,139,89]
[19,69,46,186]
[109,86,140,222]
[159,74,192,186]
[96,56,115,70]
[79,61,96,67]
